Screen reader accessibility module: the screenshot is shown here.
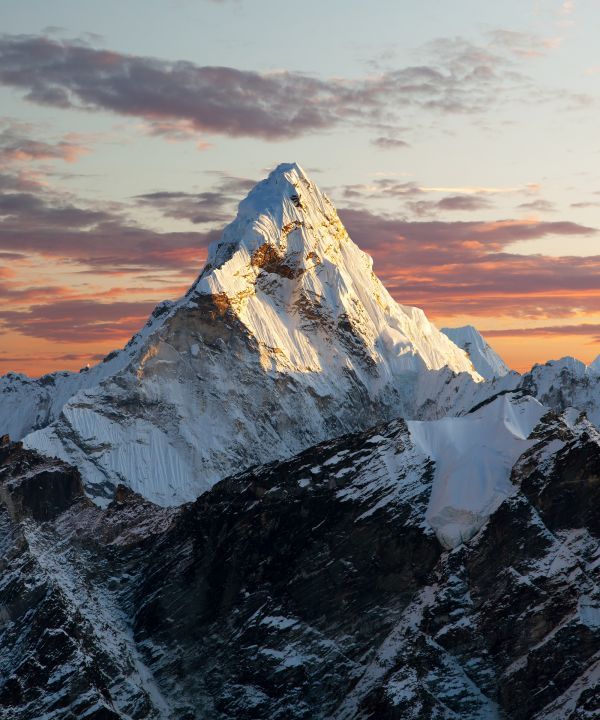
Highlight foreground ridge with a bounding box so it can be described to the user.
[1,398,598,718]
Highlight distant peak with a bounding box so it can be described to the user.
[441,325,510,380]
[589,355,600,375]
[455,324,478,335]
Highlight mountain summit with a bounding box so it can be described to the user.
[2,165,600,719]
[22,163,483,505]
[190,163,480,378]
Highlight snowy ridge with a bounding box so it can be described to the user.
[589,355,600,376]
[0,300,176,440]
[24,163,486,506]
[521,355,600,429]
[441,325,510,380]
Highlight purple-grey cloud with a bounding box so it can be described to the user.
[407,194,494,216]
[372,137,410,149]
[481,323,600,338]
[134,174,255,224]
[0,299,156,342]
[0,172,216,274]
[339,207,600,318]
[517,198,556,212]
[0,118,89,164]
[0,33,535,141]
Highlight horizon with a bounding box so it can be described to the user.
[1,1,599,376]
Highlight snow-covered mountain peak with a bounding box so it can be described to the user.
[528,354,600,380]
[205,162,315,262]
[441,324,510,380]
[21,163,487,504]
[194,161,352,300]
[531,355,587,377]
[188,163,480,379]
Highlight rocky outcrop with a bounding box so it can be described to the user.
[1,410,598,719]
[0,438,84,522]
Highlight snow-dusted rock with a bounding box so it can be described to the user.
[2,398,598,719]
[0,300,175,440]
[520,355,600,429]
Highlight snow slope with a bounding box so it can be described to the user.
[441,325,510,379]
[408,393,546,548]
[23,163,484,505]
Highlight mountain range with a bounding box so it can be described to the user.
[1,163,599,719]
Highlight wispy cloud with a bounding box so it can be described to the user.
[134,173,255,224]
[517,198,556,213]
[0,299,155,342]
[0,169,216,275]
[408,194,494,217]
[489,29,561,59]
[371,137,410,150]
[482,322,600,340]
[0,33,549,143]
[0,118,90,164]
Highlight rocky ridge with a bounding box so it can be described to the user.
[1,398,599,719]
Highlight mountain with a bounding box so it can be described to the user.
[521,356,600,429]
[2,161,600,720]
[2,393,598,719]
[20,163,483,506]
[441,325,510,380]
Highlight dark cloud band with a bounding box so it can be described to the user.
[0,33,529,141]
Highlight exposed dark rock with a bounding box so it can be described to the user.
[1,414,599,719]
[0,440,84,522]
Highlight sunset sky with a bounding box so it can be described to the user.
[0,0,599,376]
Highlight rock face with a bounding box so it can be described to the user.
[0,440,83,522]
[0,441,178,720]
[1,403,598,719]
[22,164,483,506]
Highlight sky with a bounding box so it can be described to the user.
[0,0,599,376]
